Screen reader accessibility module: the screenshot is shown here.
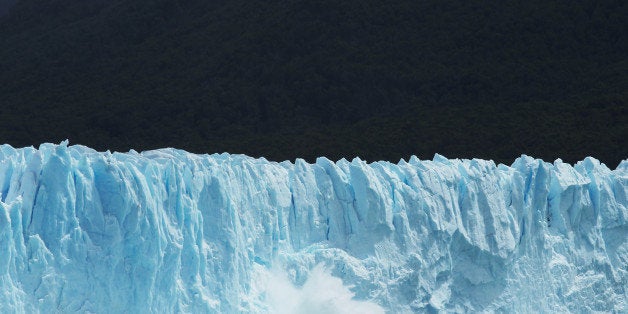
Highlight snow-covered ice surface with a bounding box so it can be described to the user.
[0,142,626,313]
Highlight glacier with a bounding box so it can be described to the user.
[0,142,626,313]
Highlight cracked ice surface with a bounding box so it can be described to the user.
[0,142,625,312]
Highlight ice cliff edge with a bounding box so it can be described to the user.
[0,142,626,312]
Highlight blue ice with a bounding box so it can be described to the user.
[0,142,625,312]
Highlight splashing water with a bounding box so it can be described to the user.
[256,264,385,314]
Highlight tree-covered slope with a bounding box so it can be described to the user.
[0,0,626,166]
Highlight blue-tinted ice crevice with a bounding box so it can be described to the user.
[0,142,626,312]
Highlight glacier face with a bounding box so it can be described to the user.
[0,142,626,313]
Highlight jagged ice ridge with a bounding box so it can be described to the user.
[0,142,626,312]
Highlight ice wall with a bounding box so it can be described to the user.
[0,142,626,313]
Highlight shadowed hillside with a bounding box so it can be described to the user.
[0,0,626,166]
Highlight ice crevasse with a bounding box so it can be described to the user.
[0,142,626,313]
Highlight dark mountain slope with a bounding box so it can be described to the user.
[0,0,626,166]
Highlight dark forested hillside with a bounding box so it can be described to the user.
[0,0,626,167]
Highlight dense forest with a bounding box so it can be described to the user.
[0,0,626,167]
